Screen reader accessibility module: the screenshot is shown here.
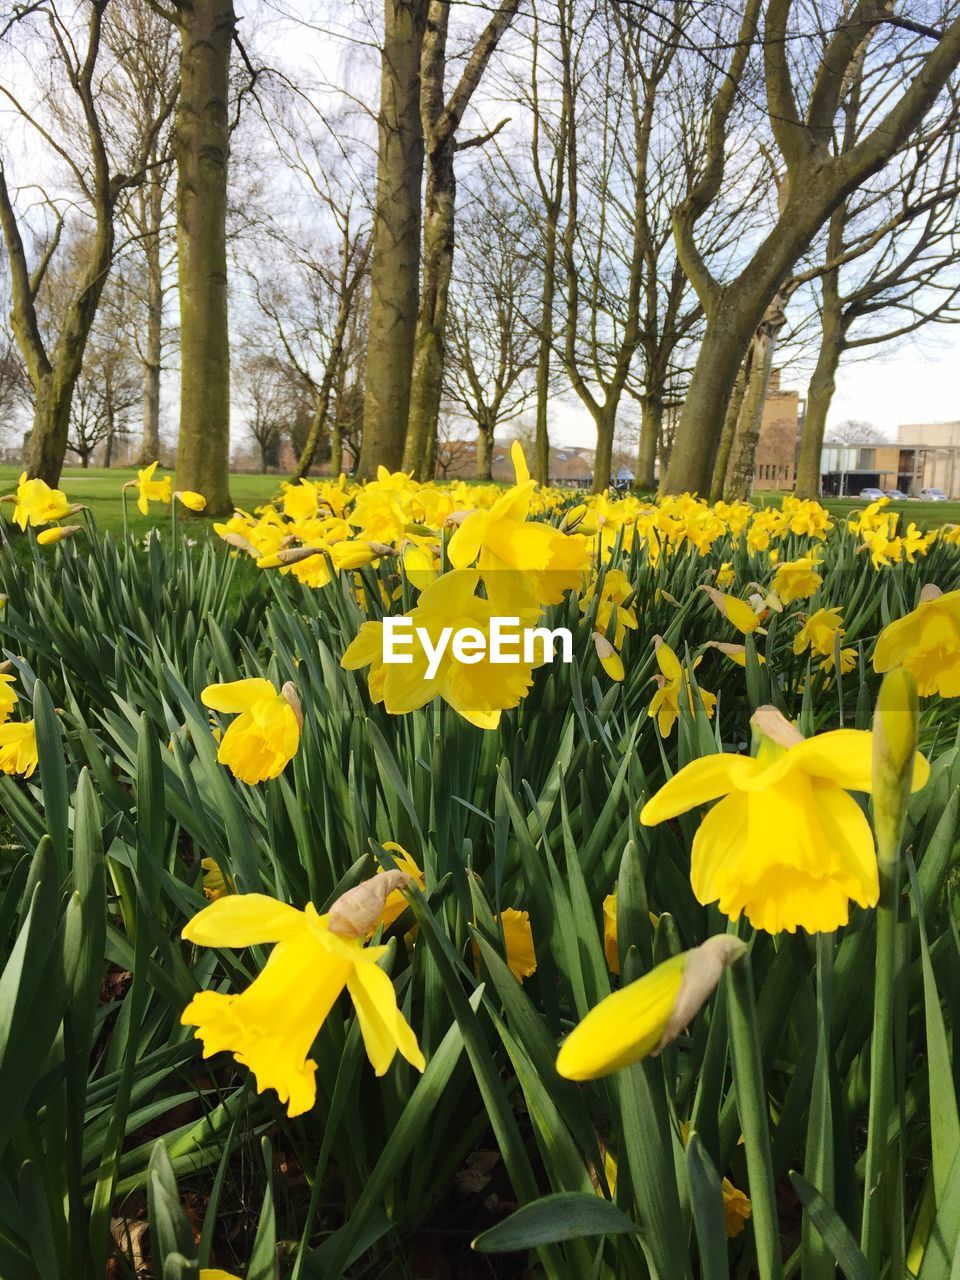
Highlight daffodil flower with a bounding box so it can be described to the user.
[556,935,745,1079]
[130,461,172,515]
[640,705,929,934]
[175,490,207,512]
[0,673,18,725]
[699,585,763,635]
[181,877,425,1117]
[771,555,822,604]
[0,720,38,777]
[4,472,73,529]
[341,570,536,729]
[647,639,716,736]
[874,584,960,696]
[201,678,302,783]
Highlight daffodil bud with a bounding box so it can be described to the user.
[560,504,587,532]
[37,524,82,545]
[175,490,207,511]
[328,870,414,938]
[750,704,803,751]
[219,531,258,557]
[872,667,919,857]
[280,681,303,729]
[593,632,624,681]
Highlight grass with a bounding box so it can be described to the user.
[3,467,959,541]
[753,490,960,527]
[0,465,283,538]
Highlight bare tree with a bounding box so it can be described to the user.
[664,2,960,496]
[237,352,302,472]
[825,418,886,445]
[357,0,427,477]
[444,181,539,478]
[0,0,177,485]
[401,0,524,479]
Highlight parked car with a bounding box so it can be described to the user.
[920,487,950,501]
[857,487,885,500]
[884,489,909,501]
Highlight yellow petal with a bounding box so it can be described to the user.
[182,893,305,946]
[201,678,279,713]
[640,754,755,825]
[346,960,426,1075]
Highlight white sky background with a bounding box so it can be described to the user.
[2,1,959,453]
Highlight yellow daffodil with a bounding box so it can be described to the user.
[771,555,822,604]
[580,568,638,647]
[699,585,763,635]
[5,473,72,529]
[793,607,855,675]
[182,876,425,1116]
[556,935,745,1079]
[0,720,38,776]
[36,524,82,545]
[377,842,425,928]
[593,632,625,681]
[602,891,619,973]
[0,674,17,725]
[640,705,929,934]
[648,638,716,736]
[447,443,590,609]
[874,584,960,696]
[341,570,536,729]
[715,562,735,589]
[497,908,537,980]
[175,490,207,511]
[131,461,172,515]
[200,1271,242,1280]
[201,857,235,901]
[201,678,302,783]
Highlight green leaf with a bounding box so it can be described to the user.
[471,1192,640,1252]
[790,1172,873,1280]
[686,1135,730,1280]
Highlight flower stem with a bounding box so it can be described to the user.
[727,951,783,1280]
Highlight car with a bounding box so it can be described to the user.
[857,487,885,500]
[920,487,950,501]
[884,489,909,501]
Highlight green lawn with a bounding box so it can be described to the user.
[754,491,960,529]
[0,465,283,538]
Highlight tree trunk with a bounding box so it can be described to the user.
[796,300,844,499]
[138,182,164,464]
[104,402,116,468]
[404,145,454,478]
[357,0,426,479]
[637,394,661,491]
[709,359,749,502]
[725,295,787,501]
[591,403,616,494]
[661,298,760,496]
[24,372,86,485]
[173,0,234,516]
[534,220,558,488]
[476,415,494,480]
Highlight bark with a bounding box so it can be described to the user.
[709,359,749,502]
[592,403,616,495]
[725,295,787,501]
[403,135,454,478]
[476,414,494,480]
[173,0,234,515]
[533,223,557,487]
[138,182,164,463]
[403,0,522,478]
[358,0,427,479]
[637,394,661,491]
[796,294,844,498]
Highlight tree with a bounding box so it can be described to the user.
[357,0,427,478]
[825,418,886,446]
[237,353,303,472]
[401,0,523,479]
[159,0,237,515]
[664,2,960,496]
[102,2,179,465]
[794,103,960,494]
[0,0,177,485]
[444,182,539,479]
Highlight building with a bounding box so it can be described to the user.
[819,423,960,497]
[753,369,803,491]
